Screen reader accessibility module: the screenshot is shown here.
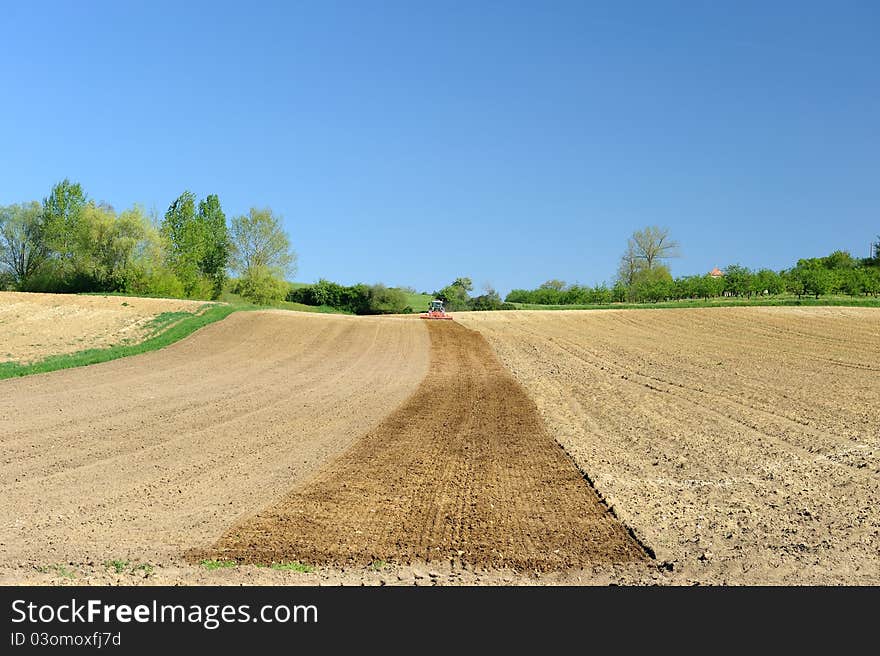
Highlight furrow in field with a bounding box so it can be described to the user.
[203,320,649,571]
[0,311,430,565]
[458,308,880,584]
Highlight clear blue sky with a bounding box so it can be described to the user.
[2,1,877,294]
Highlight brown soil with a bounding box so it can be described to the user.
[4,303,874,586]
[202,321,649,571]
[0,560,656,587]
[0,311,429,567]
[458,308,880,584]
[0,291,209,363]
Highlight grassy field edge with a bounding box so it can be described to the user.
[0,304,240,381]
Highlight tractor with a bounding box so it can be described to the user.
[419,299,453,320]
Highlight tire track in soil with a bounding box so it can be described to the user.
[199,321,650,571]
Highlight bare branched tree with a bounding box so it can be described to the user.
[539,279,566,291]
[630,226,680,270]
[616,241,643,286]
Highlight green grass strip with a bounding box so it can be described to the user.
[268,561,314,573]
[0,304,239,381]
[200,559,237,571]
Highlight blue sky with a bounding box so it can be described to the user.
[1,1,877,294]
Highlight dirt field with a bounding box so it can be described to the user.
[0,311,429,576]
[0,291,209,363]
[458,307,880,584]
[201,321,647,571]
[2,303,877,585]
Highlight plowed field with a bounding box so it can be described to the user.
[0,291,209,363]
[203,321,648,571]
[0,311,429,566]
[2,301,877,585]
[458,307,880,584]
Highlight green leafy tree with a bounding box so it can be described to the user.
[7,194,184,295]
[76,203,122,287]
[287,280,387,314]
[42,179,87,275]
[468,285,504,310]
[236,265,289,305]
[87,204,155,290]
[436,277,473,310]
[311,279,346,307]
[754,269,785,295]
[630,265,673,302]
[807,268,833,298]
[0,202,48,286]
[124,214,185,298]
[453,277,473,292]
[560,285,584,304]
[504,289,529,303]
[539,279,566,291]
[589,284,613,304]
[864,267,880,296]
[367,284,408,314]
[161,191,205,297]
[611,281,628,302]
[558,284,586,304]
[689,275,709,299]
[46,202,153,292]
[197,194,229,299]
[674,275,701,299]
[345,284,373,314]
[161,192,229,299]
[230,207,296,276]
[840,268,866,296]
[783,269,804,297]
[697,273,725,299]
[822,250,858,270]
[112,206,151,277]
[723,264,754,297]
[793,260,833,298]
[230,207,296,304]
[519,287,560,304]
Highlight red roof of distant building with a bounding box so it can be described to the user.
[710,267,724,277]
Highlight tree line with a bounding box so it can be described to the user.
[287,280,412,314]
[432,278,515,311]
[287,277,517,314]
[4,191,877,312]
[0,180,296,304]
[506,226,880,305]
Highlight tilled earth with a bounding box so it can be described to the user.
[3,305,877,585]
[201,321,649,571]
[0,291,208,363]
[458,307,880,584]
[0,311,429,570]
